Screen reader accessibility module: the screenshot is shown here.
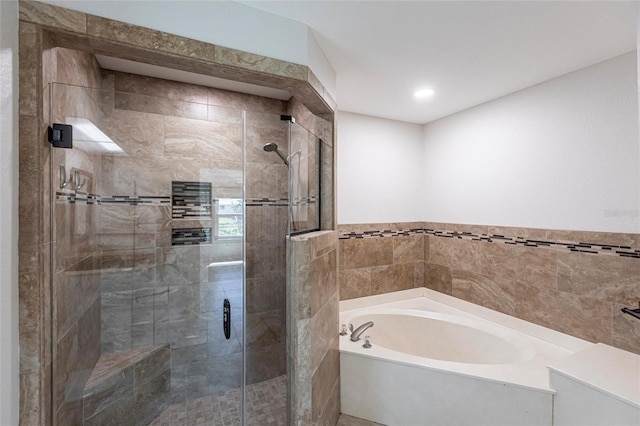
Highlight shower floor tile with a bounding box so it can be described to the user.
[149,374,287,426]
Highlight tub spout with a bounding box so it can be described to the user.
[350,321,374,342]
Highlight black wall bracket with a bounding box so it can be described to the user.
[280,114,295,123]
[48,123,72,149]
[621,303,640,321]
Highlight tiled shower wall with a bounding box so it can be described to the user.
[338,222,640,356]
[48,47,104,425]
[48,45,293,406]
[19,2,336,423]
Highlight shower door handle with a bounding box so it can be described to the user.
[223,298,231,339]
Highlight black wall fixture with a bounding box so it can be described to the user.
[48,123,73,149]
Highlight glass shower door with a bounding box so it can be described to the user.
[288,121,322,235]
[49,81,247,425]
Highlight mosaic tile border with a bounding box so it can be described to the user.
[339,228,640,258]
[56,191,171,205]
[172,181,212,219]
[57,193,301,208]
[172,228,212,246]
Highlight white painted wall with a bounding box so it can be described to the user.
[337,52,638,233]
[39,0,337,99]
[422,52,638,233]
[337,112,424,224]
[0,0,19,424]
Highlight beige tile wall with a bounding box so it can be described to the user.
[288,231,340,426]
[19,1,336,424]
[338,222,640,356]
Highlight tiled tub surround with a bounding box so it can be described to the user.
[337,222,640,355]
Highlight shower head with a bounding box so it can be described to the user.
[263,142,279,152]
[263,142,288,166]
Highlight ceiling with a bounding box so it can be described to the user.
[243,1,638,124]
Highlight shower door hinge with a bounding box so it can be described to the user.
[280,115,295,123]
[48,123,73,149]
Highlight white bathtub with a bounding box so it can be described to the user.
[339,288,592,426]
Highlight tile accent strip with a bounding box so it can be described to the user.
[339,228,640,259]
[56,191,171,205]
[171,227,212,246]
[172,181,212,219]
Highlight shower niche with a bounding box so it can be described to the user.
[48,47,323,425]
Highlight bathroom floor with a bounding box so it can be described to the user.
[149,374,287,425]
[149,373,384,426]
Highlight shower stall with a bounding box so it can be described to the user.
[48,48,321,425]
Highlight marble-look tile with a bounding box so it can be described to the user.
[311,292,339,371]
[263,205,288,242]
[134,346,171,387]
[320,140,335,231]
[612,303,640,355]
[428,236,481,272]
[246,342,286,385]
[20,1,87,33]
[208,87,287,114]
[18,115,40,248]
[425,262,452,295]
[311,348,340,421]
[445,223,489,235]
[54,257,100,338]
[78,297,101,370]
[488,225,547,240]
[19,244,41,374]
[310,249,337,317]
[316,374,340,426]
[339,268,371,301]
[114,91,207,120]
[340,237,393,270]
[19,22,38,116]
[245,312,279,348]
[414,261,424,288]
[83,364,134,419]
[55,396,83,426]
[101,108,165,155]
[215,45,307,80]
[546,229,640,248]
[206,103,244,125]
[309,231,338,260]
[245,125,288,165]
[87,15,216,62]
[55,47,102,88]
[514,282,612,344]
[245,278,267,314]
[557,251,640,305]
[55,322,79,411]
[164,116,242,161]
[115,71,208,104]
[370,263,414,295]
[19,372,41,425]
[154,319,208,349]
[452,270,515,315]
[518,246,557,289]
[392,235,424,264]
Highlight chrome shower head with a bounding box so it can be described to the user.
[263,142,288,166]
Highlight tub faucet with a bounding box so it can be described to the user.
[350,321,374,342]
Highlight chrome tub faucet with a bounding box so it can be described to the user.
[350,321,374,342]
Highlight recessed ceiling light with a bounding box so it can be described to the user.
[414,88,435,99]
